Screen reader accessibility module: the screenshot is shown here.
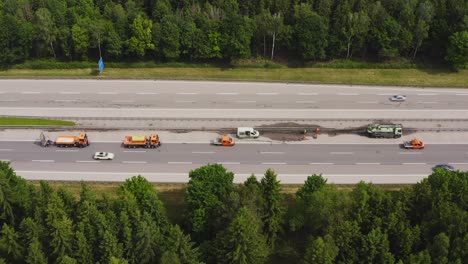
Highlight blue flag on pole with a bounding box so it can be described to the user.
[98,57,104,73]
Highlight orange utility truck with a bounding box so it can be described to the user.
[211,136,235,146]
[123,134,161,148]
[41,132,89,148]
[403,138,425,149]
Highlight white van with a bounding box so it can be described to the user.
[237,127,260,139]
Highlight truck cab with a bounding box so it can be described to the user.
[237,127,260,139]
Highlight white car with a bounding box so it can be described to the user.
[93,152,114,160]
[389,95,407,102]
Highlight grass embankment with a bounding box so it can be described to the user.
[1,59,467,87]
[1,67,467,87]
[0,117,75,126]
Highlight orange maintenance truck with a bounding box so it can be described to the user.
[123,134,161,148]
[40,132,89,148]
[403,138,425,149]
[211,136,235,146]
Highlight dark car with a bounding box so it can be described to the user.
[432,164,455,171]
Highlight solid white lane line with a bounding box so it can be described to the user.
[260,152,284,154]
[0,149,13,151]
[112,100,134,103]
[123,150,147,153]
[21,92,40,94]
[403,163,426,165]
[176,101,196,103]
[32,160,54,162]
[217,162,241,165]
[55,149,78,152]
[338,93,359,95]
[176,92,198,95]
[417,93,437,96]
[216,93,238,95]
[54,100,77,102]
[256,93,278,95]
[449,163,468,165]
[378,93,394,95]
[296,101,317,103]
[356,163,381,165]
[297,93,318,95]
[357,101,378,104]
[59,92,80,94]
[235,101,256,103]
[0,159,11,162]
[192,151,215,154]
[0,92,4,94]
[261,162,286,165]
[330,152,354,155]
[417,101,438,104]
[136,92,159,95]
[122,161,147,164]
[98,92,119,94]
[168,161,192,164]
[399,152,422,155]
[455,93,468,96]
[0,100,19,102]
[76,160,100,163]
[309,162,334,165]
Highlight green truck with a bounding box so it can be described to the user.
[367,124,403,138]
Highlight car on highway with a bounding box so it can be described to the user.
[93,152,115,160]
[432,164,455,171]
[389,95,407,102]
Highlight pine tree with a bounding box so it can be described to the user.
[217,207,269,264]
[260,169,284,247]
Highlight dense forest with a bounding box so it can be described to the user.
[0,161,467,263]
[0,0,467,68]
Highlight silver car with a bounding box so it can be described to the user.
[93,152,115,160]
[389,95,407,102]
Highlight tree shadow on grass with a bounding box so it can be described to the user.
[90,69,100,76]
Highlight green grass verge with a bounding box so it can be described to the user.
[0,117,75,126]
[1,67,467,87]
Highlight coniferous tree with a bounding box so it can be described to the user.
[25,238,47,264]
[216,207,269,264]
[260,169,284,248]
[0,223,23,262]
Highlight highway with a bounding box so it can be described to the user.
[1,80,468,110]
[1,79,467,184]
[1,141,467,184]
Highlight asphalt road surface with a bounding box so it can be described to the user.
[1,80,468,110]
[1,141,467,184]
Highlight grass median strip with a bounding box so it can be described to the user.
[0,117,75,126]
[1,67,467,87]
